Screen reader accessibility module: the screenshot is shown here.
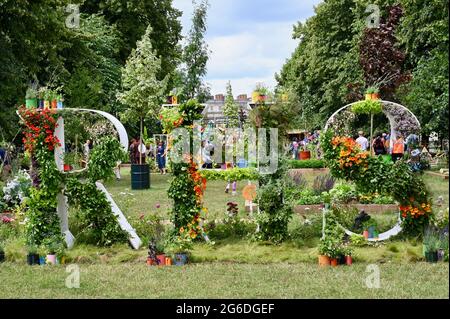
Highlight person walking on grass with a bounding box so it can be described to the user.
[156,141,167,174]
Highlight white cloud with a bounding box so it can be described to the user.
[172,0,320,95]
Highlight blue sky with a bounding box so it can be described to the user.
[173,0,322,96]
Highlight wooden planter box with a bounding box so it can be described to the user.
[294,204,398,214]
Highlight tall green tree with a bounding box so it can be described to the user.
[182,0,210,102]
[277,0,363,130]
[223,82,239,128]
[400,48,449,141]
[81,0,183,89]
[117,26,168,164]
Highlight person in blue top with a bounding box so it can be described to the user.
[156,141,167,175]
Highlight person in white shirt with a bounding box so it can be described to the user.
[356,131,369,151]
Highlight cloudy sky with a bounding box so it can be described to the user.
[172,0,322,96]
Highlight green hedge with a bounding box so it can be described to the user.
[288,159,326,169]
[200,168,259,181]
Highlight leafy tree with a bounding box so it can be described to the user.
[223,82,239,128]
[397,0,449,67]
[277,0,363,130]
[182,0,210,102]
[400,48,449,142]
[81,0,183,89]
[64,14,123,114]
[117,26,168,164]
[358,5,410,100]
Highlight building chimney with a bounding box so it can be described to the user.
[215,94,225,102]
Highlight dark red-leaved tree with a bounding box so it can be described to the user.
[359,5,410,99]
[348,5,411,101]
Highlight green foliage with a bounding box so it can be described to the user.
[182,0,210,102]
[87,137,127,182]
[400,48,449,138]
[296,189,323,205]
[128,214,165,247]
[179,99,204,126]
[223,81,240,128]
[206,218,256,241]
[117,25,168,124]
[254,178,293,244]
[65,178,129,246]
[167,162,199,229]
[199,168,259,182]
[288,159,326,169]
[351,100,383,115]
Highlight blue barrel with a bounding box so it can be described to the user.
[131,164,150,190]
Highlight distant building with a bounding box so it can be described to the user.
[202,94,252,127]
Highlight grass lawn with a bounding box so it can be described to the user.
[1,168,448,299]
[0,262,447,299]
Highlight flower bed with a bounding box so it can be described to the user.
[293,204,399,214]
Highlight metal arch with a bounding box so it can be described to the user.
[324,100,421,132]
[58,108,129,151]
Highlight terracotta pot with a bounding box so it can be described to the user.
[165,257,172,266]
[156,254,166,266]
[345,256,353,266]
[51,100,57,109]
[363,230,369,240]
[299,151,311,160]
[318,255,330,266]
[146,258,154,266]
[371,93,380,100]
[330,258,338,267]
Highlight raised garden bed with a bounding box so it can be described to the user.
[294,204,399,214]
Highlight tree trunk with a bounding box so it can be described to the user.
[370,113,374,155]
[139,117,143,165]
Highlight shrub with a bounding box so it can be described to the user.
[206,218,257,240]
[289,159,326,169]
[312,174,335,195]
[331,205,359,230]
[289,214,323,240]
[296,189,323,205]
[128,214,165,246]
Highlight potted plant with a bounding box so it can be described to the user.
[147,240,158,266]
[299,145,311,160]
[337,244,347,265]
[50,91,58,109]
[26,245,40,266]
[365,86,380,100]
[318,239,331,266]
[57,94,64,109]
[0,241,5,263]
[42,237,64,265]
[43,89,52,109]
[155,241,166,266]
[252,83,269,103]
[25,87,38,108]
[166,233,193,266]
[423,227,439,263]
[343,245,353,265]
